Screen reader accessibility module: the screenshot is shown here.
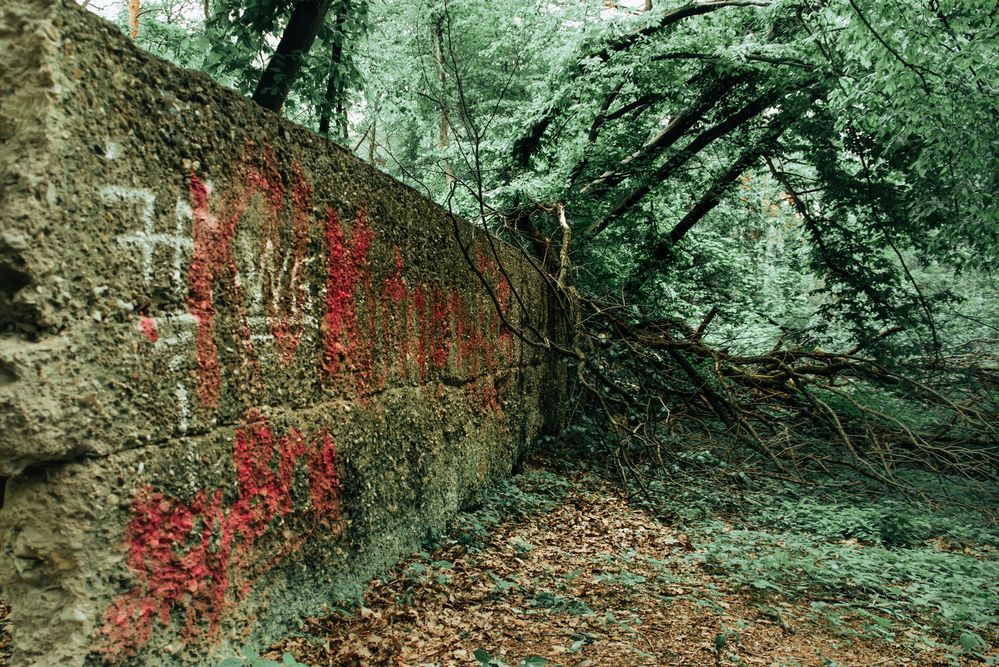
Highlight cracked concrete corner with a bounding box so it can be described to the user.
[0,337,91,476]
[0,0,71,336]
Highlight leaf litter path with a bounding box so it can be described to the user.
[265,461,948,667]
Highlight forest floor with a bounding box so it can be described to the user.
[0,601,9,667]
[261,456,998,667]
[1,457,995,667]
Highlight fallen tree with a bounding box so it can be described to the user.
[457,200,999,496]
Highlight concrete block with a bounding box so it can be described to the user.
[0,1,563,664]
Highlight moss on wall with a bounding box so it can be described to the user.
[0,1,563,664]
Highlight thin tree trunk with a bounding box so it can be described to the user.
[319,0,349,140]
[203,0,210,21]
[663,129,781,250]
[127,0,140,38]
[592,84,797,236]
[367,115,376,162]
[580,74,744,195]
[636,109,800,286]
[253,0,334,113]
[433,16,454,187]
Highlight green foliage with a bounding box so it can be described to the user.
[528,590,593,615]
[217,648,309,667]
[106,0,211,70]
[403,555,454,587]
[472,649,547,667]
[444,469,573,552]
[817,0,999,269]
[695,522,999,656]
[627,465,999,653]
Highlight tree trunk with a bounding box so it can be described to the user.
[433,16,454,187]
[318,1,350,140]
[127,0,140,39]
[253,0,334,113]
[593,85,790,236]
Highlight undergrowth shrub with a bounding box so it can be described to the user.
[442,469,573,553]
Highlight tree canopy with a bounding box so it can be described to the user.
[98,0,998,484]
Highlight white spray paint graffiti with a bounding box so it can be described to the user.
[101,185,200,431]
[101,182,319,430]
[101,185,193,289]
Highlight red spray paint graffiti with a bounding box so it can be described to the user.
[429,289,451,370]
[321,208,374,385]
[308,431,343,522]
[186,149,316,406]
[106,145,527,661]
[98,411,343,662]
[381,246,409,381]
[312,214,516,406]
[252,154,313,362]
[100,488,230,657]
[187,171,259,408]
[185,146,517,413]
[138,316,158,343]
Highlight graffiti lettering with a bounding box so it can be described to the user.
[99,143,518,661]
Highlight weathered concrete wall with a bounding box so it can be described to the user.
[0,1,563,664]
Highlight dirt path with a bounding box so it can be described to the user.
[264,466,951,666]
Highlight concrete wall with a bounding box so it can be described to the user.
[0,2,563,664]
